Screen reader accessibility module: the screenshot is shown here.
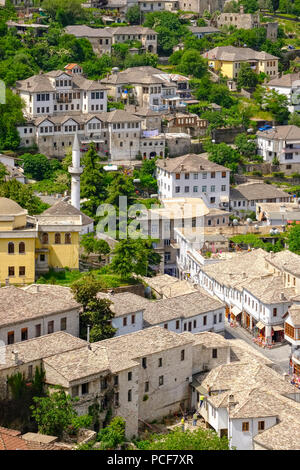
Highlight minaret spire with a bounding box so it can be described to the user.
[68,133,83,210]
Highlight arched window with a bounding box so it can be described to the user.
[8,242,14,254]
[55,233,61,244]
[65,233,71,245]
[19,242,25,254]
[42,233,49,244]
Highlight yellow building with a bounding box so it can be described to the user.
[203,46,279,80]
[0,197,90,285]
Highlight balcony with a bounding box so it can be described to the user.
[150,104,169,111]
[56,96,71,103]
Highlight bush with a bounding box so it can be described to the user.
[272,171,285,178]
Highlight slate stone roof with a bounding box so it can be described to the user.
[257,125,300,140]
[230,182,289,201]
[203,46,278,61]
[156,153,230,173]
[41,200,94,226]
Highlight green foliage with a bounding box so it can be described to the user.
[143,11,189,55]
[288,112,300,127]
[97,417,126,450]
[204,141,241,173]
[71,272,116,342]
[110,239,161,276]
[0,89,24,151]
[133,158,158,194]
[21,153,52,180]
[105,174,136,207]
[176,49,207,78]
[81,233,110,261]
[82,54,112,80]
[260,89,290,124]
[124,52,158,69]
[0,162,8,182]
[136,427,229,450]
[234,134,257,158]
[31,387,78,438]
[7,372,27,401]
[42,0,86,26]
[125,5,141,25]
[237,63,259,90]
[287,223,300,254]
[80,144,107,218]
[0,179,49,214]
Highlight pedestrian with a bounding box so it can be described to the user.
[192,412,198,426]
[181,417,185,432]
[199,395,205,408]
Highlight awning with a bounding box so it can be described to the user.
[231,306,241,317]
[272,325,284,331]
[255,321,265,330]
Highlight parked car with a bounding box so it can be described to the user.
[258,124,272,131]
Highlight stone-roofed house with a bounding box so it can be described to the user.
[41,198,94,234]
[257,125,300,173]
[65,25,157,56]
[203,45,279,79]
[0,284,80,345]
[266,72,300,113]
[230,181,292,216]
[256,201,300,226]
[156,153,230,209]
[188,25,220,39]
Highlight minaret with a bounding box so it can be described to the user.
[68,133,83,210]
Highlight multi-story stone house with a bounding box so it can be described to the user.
[137,0,179,13]
[178,0,226,14]
[257,125,300,173]
[65,25,158,55]
[0,284,80,345]
[284,305,300,378]
[100,66,191,112]
[188,25,220,39]
[180,248,300,345]
[230,181,292,217]
[14,70,108,119]
[0,327,231,438]
[156,153,230,209]
[266,73,300,113]
[203,46,279,79]
[256,201,300,226]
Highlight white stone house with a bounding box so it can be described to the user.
[266,72,300,113]
[257,125,300,173]
[0,284,80,345]
[156,153,230,209]
[138,0,179,13]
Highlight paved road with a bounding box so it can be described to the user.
[224,323,291,375]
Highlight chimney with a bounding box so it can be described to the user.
[242,272,246,279]
[228,393,236,411]
[180,164,185,171]
[35,285,40,293]
[280,292,285,300]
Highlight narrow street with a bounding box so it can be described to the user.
[224,323,291,375]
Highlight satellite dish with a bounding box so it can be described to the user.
[246,218,252,224]
[255,224,259,230]
[144,286,152,297]
[233,219,239,226]
[270,228,275,235]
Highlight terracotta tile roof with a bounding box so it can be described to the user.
[0,427,29,450]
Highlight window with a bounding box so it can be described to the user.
[35,324,41,337]
[65,233,71,244]
[219,313,223,323]
[8,266,14,277]
[21,328,28,341]
[123,317,127,327]
[142,357,147,369]
[81,383,89,395]
[211,172,216,178]
[55,233,61,244]
[48,321,54,334]
[285,322,294,339]
[181,349,185,361]
[28,365,33,379]
[203,315,207,326]
[8,242,14,254]
[222,171,226,178]
[128,371,132,381]
[242,422,249,432]
[60,317,67,331]
[184,186,189,193]
[164,323,168,329]
[159,375,164,386]
[212,348,218,359]
[145,381,149,392]
[72,385,79,398]
[131,314,135,324]
[273,308,277,317]
[213,314,217,324]
[158,358,162,367]
[193,320,197,328]
[176,320,180,330]
[19,242,25,254]
[114,375,119,386]
[100,377,107,390]
[19,266,25,276]
[7,331,14,345]
[258,421,265,431]
[128,389,132,402]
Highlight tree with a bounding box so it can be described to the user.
[0,179,49,214]
[288,113,300,127]
[176,49,207,79]
[110,239,161,276]
[81,233,110,261]
[0,162,7,182]
[136,427,229,450]
[21,153,51,180]
[143,11,189,55]
[126,5,141,25]
[237,63,259,90]
[105,174,136,207]
[287,224,300,254]
[0,89,24,151]
[234,133,257,158]
[97,417,126,450]
[80,144,107,218]
[31,387,78,438]
[262,89,290,124]
[42,0,86,25]
[71,273,116,342]
[204,141,241,173]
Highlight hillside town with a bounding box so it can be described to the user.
[1,0,300,453]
